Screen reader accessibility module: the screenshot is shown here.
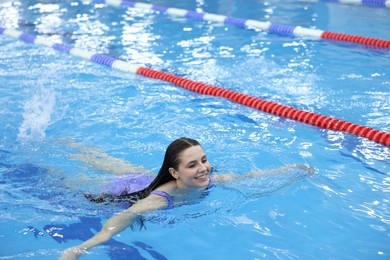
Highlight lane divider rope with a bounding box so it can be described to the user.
[1,28,389,147]
[96,0,390,48]
[310,0,390,8]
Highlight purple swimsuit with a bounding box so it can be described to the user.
[103,173,214,209]
[150,176,214,209]
[150,190,175,209]
[101,172,154,196]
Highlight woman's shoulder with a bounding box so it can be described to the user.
[212,173,236,182]
[153,180,176,193]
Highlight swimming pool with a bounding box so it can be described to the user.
[1,0,389,259]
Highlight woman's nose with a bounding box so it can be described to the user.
[199,163,208,172]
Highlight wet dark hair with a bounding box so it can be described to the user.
[86,137,201,205]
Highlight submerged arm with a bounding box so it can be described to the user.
[246,164,314,177]
[214,164,314,182]
[59,196,167,260]
[60,211,136,259]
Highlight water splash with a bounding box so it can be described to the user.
[17,82,56,141]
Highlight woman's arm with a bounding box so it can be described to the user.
[59,211,137,259]
[247,164,314,177]
[59,195,167,260]
[214,164,314,183]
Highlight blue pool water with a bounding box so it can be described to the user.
[1,0,389,259]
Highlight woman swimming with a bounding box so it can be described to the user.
[60,137,313,259]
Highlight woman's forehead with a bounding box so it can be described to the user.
[179,145,206,162]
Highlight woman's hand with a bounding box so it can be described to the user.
[292,164,315,175]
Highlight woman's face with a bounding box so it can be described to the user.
[170,145,212,189]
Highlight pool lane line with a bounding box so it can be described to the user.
[96,0,390,49]
[310,0,390,8]
[1,28,389,147]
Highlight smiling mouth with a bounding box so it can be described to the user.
[194,173,208,180]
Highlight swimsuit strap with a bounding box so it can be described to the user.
[150,190,174,209]
[208,175,214,188]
